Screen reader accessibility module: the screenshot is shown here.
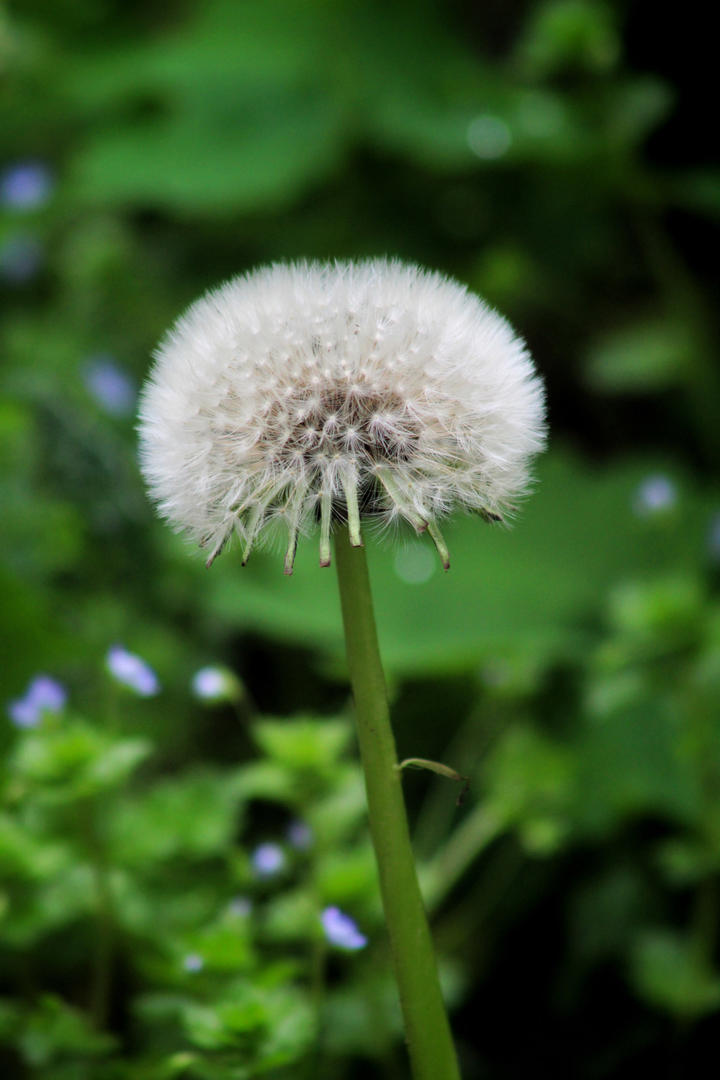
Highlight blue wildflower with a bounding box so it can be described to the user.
[321,906,368,951]
[633,475,676,517]
[106,645,160,697]
[251,842,285,878]
[84,356,136,417]
[191,665,240,703]
[7,674,67,729]
[0,161,54,211]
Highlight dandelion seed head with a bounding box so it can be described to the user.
[139,259,546,570]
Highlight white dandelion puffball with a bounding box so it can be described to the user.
[139,259,546,573]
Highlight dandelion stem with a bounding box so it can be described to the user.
[334,529,461,1080]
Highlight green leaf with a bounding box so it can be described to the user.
[110,769,246,864]
[252,717,352,772]
[233,762,296,804]
[0,815,68,880]
[316,845,377,905]
[254,986,316,1068]
[586,318,694,392]
[69,92,347,214]
[13,726,151,800]
[484,726,574,854]
[263,890,317,942]
[309,767,367,845]
[515,0,620,77]
[181,1003,232,1051]
[2,864,96,947]
[605,577,706,655]
[18,995,116,1067]
[654,838,720,886]
[574,697,701,832]
[631,930,720,1019]
[186,925,253,973]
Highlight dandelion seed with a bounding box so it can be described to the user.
[321,906,368,950]
[106,645,159,697]
[139,259,545,572]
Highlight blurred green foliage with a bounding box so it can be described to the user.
[1,0,719,1077]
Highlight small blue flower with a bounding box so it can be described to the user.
[0,161,54,211]
[633,475,677,517]
[287,820,313,851]
[27,675,67,712]
[321,906,368,951]
[106,645,159,697]
[182,952,204,973]
[0,235,43,284]
[7,698,40,729]
[7,674,67,728]
[251,842,285,878]
[191,665,241,703]
[84,356,136,417]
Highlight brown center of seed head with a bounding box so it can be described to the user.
[262,384,420,474]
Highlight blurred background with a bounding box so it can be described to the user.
[1,0,719,1076]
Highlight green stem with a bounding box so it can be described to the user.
[334,529,461,1080]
